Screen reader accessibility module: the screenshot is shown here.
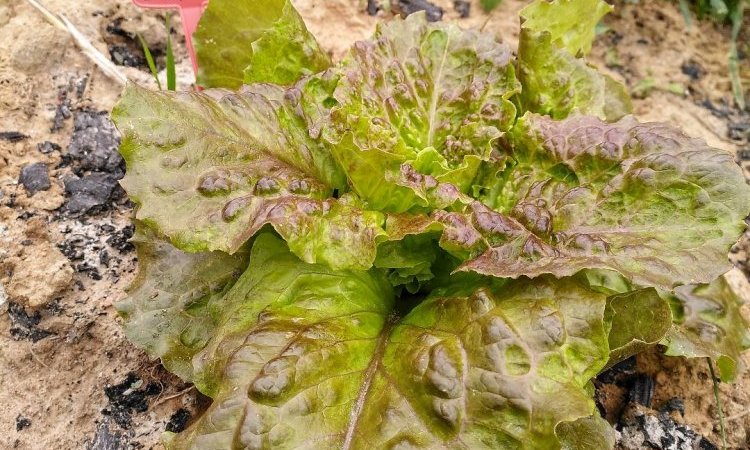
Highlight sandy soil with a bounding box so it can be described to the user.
[0,0,748,449]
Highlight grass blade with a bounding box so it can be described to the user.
[137,33,162,90]
[481,0,502,12]
[166,12,176,91]
[728,0,746,110]
[679,0,694,28]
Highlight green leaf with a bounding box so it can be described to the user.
[664,276,750,382]
[167,235,609,449]
[194,0,330,89]
[605,288,672,366]
[557,414,616,450]
[389,113,750,290]
[517,29,617,120]
[241,5,331,86]
[517,0,631,121]
[326,13,520,212]
[270,193,387,271]
[602,74,633,121]
[517,0,630,121]
[520,0,612,56]
[113,82,385,269]
[116,225,250,381]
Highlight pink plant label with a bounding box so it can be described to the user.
[132,0,209,74]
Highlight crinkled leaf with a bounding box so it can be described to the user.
[112,82,329,252]
[520,0,612,56]
[557,414,616,450]
[241,6,331,86]
[270,194,386,270]
[389,113,750,289]
[326,13,520,212]
[517,0,631,121]
[241,72,346,190]
[169,235,609,449]
[664,276,750,381]
[194,0,329,88]
[517,30,631,121]
[605,288,672,367]
[113,83,384,269]
[116,225,250,381]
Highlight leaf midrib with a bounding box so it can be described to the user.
[341,314,399,450]
[426,34,451,148]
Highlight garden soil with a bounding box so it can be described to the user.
[0,0,749,448]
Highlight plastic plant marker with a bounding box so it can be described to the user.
[132,0,208,74]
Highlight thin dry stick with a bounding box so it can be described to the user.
[25,0,127,85]
[28,342,49,368]
[726,409,750,422]
[153,386,196,407]
[480,5,500,33]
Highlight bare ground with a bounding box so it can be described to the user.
[0,0,748,448]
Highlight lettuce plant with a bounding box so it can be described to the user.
[112,0,750,448]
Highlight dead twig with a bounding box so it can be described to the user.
[28,342,49,368]
[726,409,750,422]
[25,0,127,85]
[152,386,196,407]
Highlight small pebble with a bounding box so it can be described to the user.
[681,61,703,81]
[37,141,61,154]
[166,408,191,433]
[16,415,31,431]
[64,172,121,215]
[19,163,51,195]
[366,0,380,15]
[67,111,124,178]
[454,0,470,18]
[397,0,444,22]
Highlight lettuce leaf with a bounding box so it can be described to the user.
[557,414,616,450]
[166,234,610,449]
[194,0,330,88]
[112,82,384,269]
[117,225,250,381]
[520,0,612,56]
[604,288,672,366]
[390,113,750,290]
[663,276,750,381]
[326,13,520,212]
[517,0,632,121]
